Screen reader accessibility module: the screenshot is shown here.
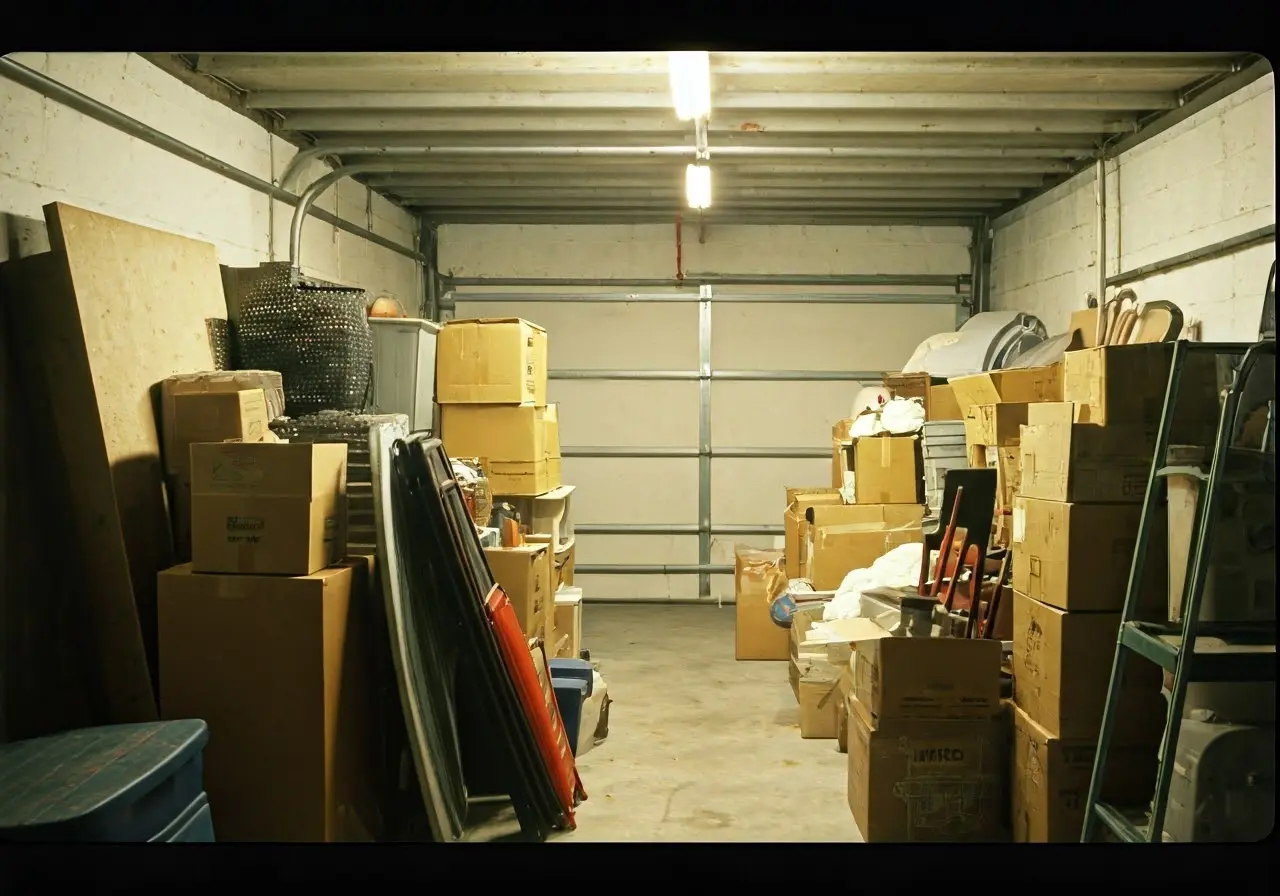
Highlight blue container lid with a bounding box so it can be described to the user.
[0,720,209,841]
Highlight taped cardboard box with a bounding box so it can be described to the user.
[949,364,1062,419]
[806,503,924,591]
[436,317,548,406]
[1018,402,1155,504]
[855,636,1002,723]
[1011,496,1167,613]
[160,370,285,476]
[847,693,1010,842]
[190,441,347,576]
[851,435,922,505]
[734,548,788,661]
[783,486,844,579]
[963,402,1029,453]
[1011,703,1157,843]
[831,418,855,487]
[1011,590,1165,742]
[1063,343,1219,442]
[442,404,562,496]
[485,544,551,639]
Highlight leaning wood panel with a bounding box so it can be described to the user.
[8,203,227,724]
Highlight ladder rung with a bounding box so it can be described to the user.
[1155,465,1209,481]
[1092,802,1148,843]
[1120,622,1278,682]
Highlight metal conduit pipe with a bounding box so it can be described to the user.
[444,274,968,289]
[289,164,388,271]
[443,291,965,306]
[1106,224,1276,288]
[0,58,425,265]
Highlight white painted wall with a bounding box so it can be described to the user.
[0,52,419,300]
[441,223,970,601]
[991,74,1275,340]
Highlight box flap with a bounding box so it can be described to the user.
[445,317,547,333]
[190,442,348,498]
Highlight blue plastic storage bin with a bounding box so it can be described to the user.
[549,658,593,696]
[0,719,214,843]
[551,678,589,756]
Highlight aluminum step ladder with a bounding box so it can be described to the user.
[1081,338,1277,843]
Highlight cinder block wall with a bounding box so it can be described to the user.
[0,52,420,300]
[990,74,1275,340]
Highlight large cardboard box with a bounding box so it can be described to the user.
[795,659,843,739]
[963,402,1029,452]
[436,317,548,406]
[190,442,347,576]
[1011,703,1158,842]
[949,365,1062,418]
[1011,590,1165,742]
[928,384,963,421]
[441,403,561,496]
[160,370,285,476]
[1018,402,1154,504]
[854,636,1002,722]
[783,486,844,580]
[172,389,273,470]
[852,435,921,505]
[734,548,788,660]
[157,561,378,842]
[848,695,1010,842]
[1063,343,1219,442]
[1011,496,1167,613]
[807,504,923,591]
[485,544,551,639]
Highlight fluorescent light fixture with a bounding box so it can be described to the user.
[669,51,711,121]
[686,163,712,210]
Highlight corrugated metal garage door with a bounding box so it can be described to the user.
[447,270,970,603]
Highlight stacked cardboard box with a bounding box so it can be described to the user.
[847,635,1009,842]
[437,317,569,648]
[1004,342,1222,842]
[734,547,788,660]
[157,438,380,842]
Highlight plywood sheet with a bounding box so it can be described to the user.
[5,203,227,725]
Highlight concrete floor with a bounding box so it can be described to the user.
[473,603,862,843]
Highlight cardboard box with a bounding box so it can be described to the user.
[852,435,921,505]
[847,694,1010,842]
[171,389,273,474]
[949,364,1062,417]
[1018,402,1154,504]
[485,544,551,639]
[963,402,1030,451]
[928,384,963,421]
[855,636,1002,722]
[1011,703,1158,843]
[1063,343,1219,441]
[436,317,548,406]
[1011,590,1165,741]
[831,419,855,488]
[157,561,378,841]
[441,403,562,496]
[837,690,853,753]
[734,548,788,660]
[783,487,844,579]
[807,504,923,591]
[189,442,347,576]
[160,370,285,476]
[1011,496,1167,613]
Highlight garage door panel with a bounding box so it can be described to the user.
[575,534,697,566]
[575,573,700,601]
[711,380,857,448]
[551,380,699,447]
[711,573,734,602]
[563,457,697,524]
[711,457,830,527]
[455,300,698,369]
[710,302,955,371]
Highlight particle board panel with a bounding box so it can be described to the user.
[4,202,227,725]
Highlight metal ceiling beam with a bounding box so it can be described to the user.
[349,157,1073,175]
[279,110,1140,135]
[385,186,1026,200]
[412,199,1005,211]
[423,211,983,226]
[371,172,1050,189]
[247,89,1179,112]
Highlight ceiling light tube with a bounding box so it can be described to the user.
[686,163,712,210]
[669,51,711,122]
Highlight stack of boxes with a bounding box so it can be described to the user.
[1001,341,1219,842]
[436,317,575,653]
[155,385,379,842]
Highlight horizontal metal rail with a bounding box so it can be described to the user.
[1106,224,1276,288]
[576,564,735,576]
[444,291,965,306]
[561,446,829,459]
[443,274,969,289]
[549,369,883,382]
[576,523,783,536]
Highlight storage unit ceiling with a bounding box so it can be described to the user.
[177,52,1262,226]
